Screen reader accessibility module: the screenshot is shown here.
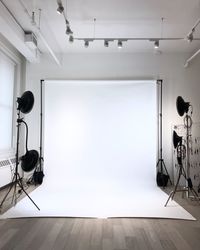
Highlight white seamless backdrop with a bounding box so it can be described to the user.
[44,80,157,190]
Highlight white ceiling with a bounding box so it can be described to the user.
[2,0,200,55]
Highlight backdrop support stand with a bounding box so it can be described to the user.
[30,80,44,185]
[39,80,44,178]
[156,79,172,187]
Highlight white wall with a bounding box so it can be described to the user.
[25,52,200,180]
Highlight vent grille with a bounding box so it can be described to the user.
[0,158,16,168]
[0,157,16,188]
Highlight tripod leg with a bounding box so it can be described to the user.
[165,166,182,206]
[191,187,199,198]
[17,178,40,211]
[179,167,200,203]
[156,159,160,166]
[0,175,16,209]
[171,167,182,200]
[165,191,174,207]
[181,167,190,197]
[190,188,200,203]
[11,177,18,205]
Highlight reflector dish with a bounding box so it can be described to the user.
[21,150,39,172]
[17,91,34,114]
[176,96,190,116]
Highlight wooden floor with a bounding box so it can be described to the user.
[0,185,200,250]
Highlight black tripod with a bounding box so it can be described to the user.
[0,110,40,211]
[165,159,199,206]
[156,80,172,187]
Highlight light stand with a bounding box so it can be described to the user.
[177,96,199,199]
[165,96,199,206]
[156,79,172,187]
[165,131,199,206]
[0,91,40,211]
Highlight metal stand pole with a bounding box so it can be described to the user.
[28,80,44,186]
[39,80,44,172]
[156,79,172,186]
[185,113,191,197]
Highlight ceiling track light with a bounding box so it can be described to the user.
[186,18,200,43]
[73,36,200,49]
[84,40,89,48]
[66,25,73,35]
[65,19,69,25]
[117,40,123,48]
[57,0,74,37]
[31,11,36,26]
[69,35,74,43]
[57,5,64,15]
[187,31,194,43]
[154,40,159,49]
[104,40,109,47]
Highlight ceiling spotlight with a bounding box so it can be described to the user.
[57,5,64,15]
[104,40,109,47]
[187,32,194,43]
[69,35,74,43]
[84,40,89,48]
[118,40,122,49]
[154,40,159,49]
[65,19,69,25]
[31,12,36,26]
[66,25,73,35]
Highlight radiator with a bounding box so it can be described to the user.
[0,157,16,188]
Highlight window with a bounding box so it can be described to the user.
[0,50,15,151]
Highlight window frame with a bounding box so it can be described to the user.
[0,39,22,159]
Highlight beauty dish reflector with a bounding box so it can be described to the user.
[176,96,190,117]
[17,91,34,114]
[21,150,39,172]
[173,130,182,149]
